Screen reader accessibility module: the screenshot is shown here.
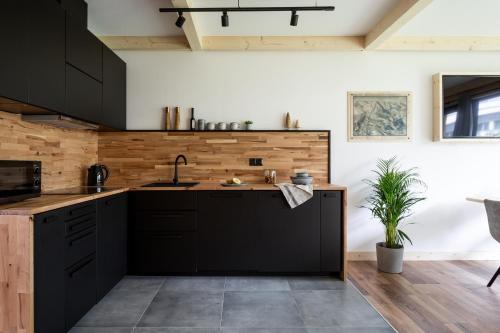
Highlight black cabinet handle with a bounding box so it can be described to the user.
[68,216,94,231]
[271,193,282,198]
[69,230,95,246]
[148,234,184,240]
[69,257,94,278]
[69,204,94,216]
[323,192,338,198]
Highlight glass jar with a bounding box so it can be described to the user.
[264,169,277,184]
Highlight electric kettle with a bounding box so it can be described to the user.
[87,164,109,186]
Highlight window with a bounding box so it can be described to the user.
[476,94,500,137]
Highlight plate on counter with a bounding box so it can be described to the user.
[221,183,249,187]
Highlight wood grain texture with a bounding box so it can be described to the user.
[349,260,500,333]
[0,111,98,191]
[0,215,34,333]
[171,0,203,51]
[99,36,190,50]
[380,36,500,51]
[0,188,128,216]
[364,0,434,50]
[98,131,330,186]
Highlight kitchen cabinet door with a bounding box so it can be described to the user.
[257,191,321,272]
[0,0,29,103]
[61,0,88,27]
[96,193,128,300]
[66,15,102,81]
[102,45,126,130]
[198,191,258,271]
[320,191,343,272]
[65,64,102,122]
[27,0,66,112]
[34,208,67,333]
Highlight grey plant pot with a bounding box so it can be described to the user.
[376,242,404,273]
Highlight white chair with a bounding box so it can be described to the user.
[484,199,500,287]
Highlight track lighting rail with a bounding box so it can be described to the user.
[159,6,335,13]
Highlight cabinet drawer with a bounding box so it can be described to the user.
[65,254,97,329]
[131,191,197,211]
[65,226,96,268]
[130,231,196,274]
[65,213,96,236]
[134,211,197,232]
[66,201,96,219]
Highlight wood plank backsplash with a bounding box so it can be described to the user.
[0,111,98,191]
[98,131,330,186]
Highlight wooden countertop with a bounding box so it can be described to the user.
[0,183,346,216]
[0,188,129,216]
[130,183,347,191]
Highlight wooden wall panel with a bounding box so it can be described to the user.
[0,215,34,333]
[98,131,330,186]
[0,111,98,191]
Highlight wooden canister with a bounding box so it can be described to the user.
[174,106,181,130]
[165,107,171,130]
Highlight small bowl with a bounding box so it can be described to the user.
[295,172,310,178]
[291,176,313,185]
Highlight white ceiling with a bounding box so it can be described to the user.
[397,0,500,36]
[87,0,500,37]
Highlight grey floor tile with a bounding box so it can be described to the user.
[134,328,220,333]
[288,277,346,291]
[222,329,307,333]
[221,291,305,328]
[307,328,395,333]
[69,328,132,333]
[161,277,226,292]
[137,291,223,328]
[113,276,165,291]
[293,289,390,328]
[225,277,290,291]
[76,288,158,327]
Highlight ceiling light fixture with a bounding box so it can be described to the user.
[160,6,335,28]
[221,11,229,27]
[290,10,299,26]
[175,12,186,28]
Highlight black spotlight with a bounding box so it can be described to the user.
[175,12,186,28]
[221,11,229,27]
[290,10,299,26]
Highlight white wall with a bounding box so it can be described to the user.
[118,50,500,259]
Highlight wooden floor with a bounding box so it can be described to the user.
[348,261,500,333]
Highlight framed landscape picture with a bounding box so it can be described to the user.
[348,91,413,142]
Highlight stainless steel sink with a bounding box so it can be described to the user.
[141,182,199,188]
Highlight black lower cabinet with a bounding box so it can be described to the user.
[131,231,197,274]
[257,191,321,272]
[96,193,128,300]
[198,191,258,271]
[65,254,97,329]
[320,191,343,271]
[34,208,67,333]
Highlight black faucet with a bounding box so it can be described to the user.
[173,154,187,184]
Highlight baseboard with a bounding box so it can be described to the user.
[348,251,500,261]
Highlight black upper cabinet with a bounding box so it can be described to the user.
[198,191,258,271]
[96,193,128,300]
[102,46,127,130]
[66,15,102,81]
[257,192,321,272]
[0,0,29,103]
[34,208,67,333]
[320,191,343,272]
[61,0,88,27]
[66,65,102,122]
[27,0,66,112]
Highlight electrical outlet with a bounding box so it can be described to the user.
[249,158,263,166]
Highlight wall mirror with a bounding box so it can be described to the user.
[433,73,500,142]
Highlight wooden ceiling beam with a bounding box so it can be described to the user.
[379,36,500,51]
[203,36,364,51]
[171,0,203,50]
[99,36,190,50]
[364,0,434,50]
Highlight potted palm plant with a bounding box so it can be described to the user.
[363,157,426,273]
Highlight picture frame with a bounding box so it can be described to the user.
[348,91,413,142]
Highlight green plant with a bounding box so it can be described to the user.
[244,120,253,125]
[363,157,426,249]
